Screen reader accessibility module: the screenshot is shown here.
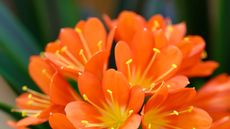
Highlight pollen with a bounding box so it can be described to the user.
[126,58,133,64]
[172,64,177,68]
[75,28,82,33]
[97,40,103,51]
[82,94,89,101]
[153,48,160,53]
[22,85,28,91]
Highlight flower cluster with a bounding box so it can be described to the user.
[9,11,230,129]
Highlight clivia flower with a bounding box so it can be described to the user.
[45,18,116,80]
[104,11,218,77]
[142,85,212,129]
[210,116,230,129]
[11,56,80,127]
[115,34,189,92]
[56,69,145,129]
[193,74,230,121]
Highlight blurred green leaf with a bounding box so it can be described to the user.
[0,2,41,93]
[0,102,21,120]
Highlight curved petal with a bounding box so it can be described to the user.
[38,105,65,119]
[147,14,166,30]
[84,51,108,80]
[16,116,46,127]
[168,22,186,44]
[131,29,155,72]
[49,113,75,129]
[102,69,130,106]
[165,75,190,91]
[115,41,133,77]
[83,18,106,54]
[181,61,219,77]
[78,72,105,106]
[116,11,145,43]
[149,45,183,81]
[50,73,80,105]
[45,42,62,53]
[65,101,100,129]
[171,107,212,129]
[120,114,141,129]
[127,87,145,113]
[7,121,29,129]
[29,56,55,95]
[211,116,230,129]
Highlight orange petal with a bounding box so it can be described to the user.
[149,45,182,81]
[65,101,100,129]
[84,51,108,80]
[115,41,133,77]
[168,22,186,44]
[38,104,65,119]
[45,42,62,53]
[211,116,230,129]
[49,73,80,105]
[166,75,190,91]
[78,72,105,106]
[59,28,83,61]
[75,20,85,30]
[29,56,55,95]
[147,14,166,30]
[16,93,43,110]
[102,69,130,106]
[83,18,106,54]
[154,30,168,49]
[7,121,29,129]
[16,116,46,127]
[131,29,155,72]
[181,61,219,77]
[172,107,212,129]
[105,26,116,54]
[127,87,145,113]
[103,14,116,29]
[120,114,141,129]
[145,84,168,111]
[116,11,145,43]
[162,88,196,110]
[49,113,75,129]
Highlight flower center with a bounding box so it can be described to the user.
[125,48,177,91]
[81,90,133,129]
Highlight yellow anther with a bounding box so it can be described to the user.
[28,94,32,99]
[82,94,89,101]
[97,40,103,51]
[148,123,152,129]
[126,59,133,64]
[184,37,190,41]
[192,128,196,129]
[172,64,177,68]
[166,84,171,88]
[106,89,113,94]
[81,120,89,125]
[75,28,82,33]
[128,110,134,115]
[172,110,179,116]
[61,46,67,52]
[154,21,160,28]
[202,51,207,59]
[49,112,53,116]
[153,48,160,53]
[27,100,33,105]
[21,111,27,117]
[78,72,82,76]
[55,50,60,55]
[22,85,28,91]
[168,25,173,32]
[188,106,194,112]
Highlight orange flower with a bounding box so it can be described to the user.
[210,116,230,129]
[49,113,75,129]
[104,11,218,77]
[63,69,145,129]
[142,85,212,129]
[115,37,189,92]
[44,18,116,80]
[12,56,80,127]
[193,74,230,121]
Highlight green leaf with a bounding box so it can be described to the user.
[0,2,41,93]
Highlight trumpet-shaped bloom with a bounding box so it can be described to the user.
[45,18,115,80]
[104,11,218,77]
[115,38,189,92]
[12,56,80,127]
[64,69,145,129]
[193,74,230,121]
[142,85,212,129]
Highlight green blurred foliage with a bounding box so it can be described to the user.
[0,0,229,127]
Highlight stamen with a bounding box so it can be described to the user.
[28,94,51,104]
[55,51,76,67]
[11,109,41,117]
[153,64,177,83]
[141,48,160,80]
[169,106,194,116]
[79,49,88,64]
[22,86,50,100]
[97,40,103,51]
[81,120,105,128]
[151,21,160,31]
[61,46,83,67]
[82,94,105,112]
[106,89,114,104]
[126,59,133,80]
[148,123,152,129]
[75,28,92,58]
[202,51,207,59]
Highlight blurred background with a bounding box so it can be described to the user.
[0,0,229,128]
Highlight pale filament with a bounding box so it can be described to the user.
[75,28,92,58]
[97,40,103,51]
[126,59,133,81]
[61,46,83,67]
[79,49,88,64]
[22,86,50,100]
